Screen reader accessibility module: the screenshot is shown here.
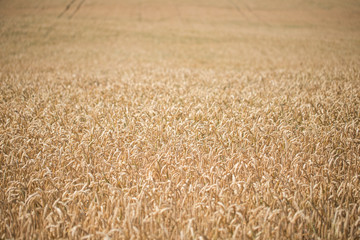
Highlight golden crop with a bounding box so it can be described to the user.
[1,0,359,239]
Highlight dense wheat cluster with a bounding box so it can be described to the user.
[1,0,360,239]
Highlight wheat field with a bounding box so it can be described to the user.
[1,0,360,239]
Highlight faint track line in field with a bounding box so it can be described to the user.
[242,1,271,27]
[228,0,250,23]
[69,0,86,19]
[47,0,86,38]
[58,0,76,18]
[44,21,56,38]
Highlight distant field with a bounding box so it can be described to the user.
[1,0,359,239]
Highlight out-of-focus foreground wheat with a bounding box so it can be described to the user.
[1,0,360,239]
